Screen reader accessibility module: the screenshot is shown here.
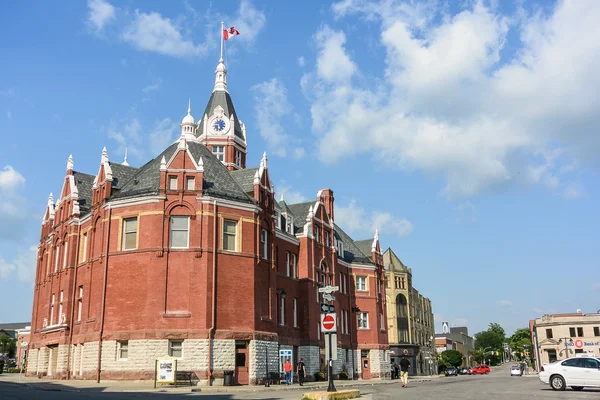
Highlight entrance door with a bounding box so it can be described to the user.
[234,341,249,385]
[361,350,371,380]
[48,345,59,376]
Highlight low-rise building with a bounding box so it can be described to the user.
[435,326,475,367]
[531,312,600,371]
[384,248,435,376]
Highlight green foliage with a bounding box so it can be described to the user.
[328,393,360,400]
[0,334,17,358]
[441,350,464,367]
[509,328,533,361]
[470,350,484,364]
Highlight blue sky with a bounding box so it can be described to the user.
[1,0,599,337]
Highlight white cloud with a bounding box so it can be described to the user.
[142,83,160,93]
[563,183,584,200]
[252,78,303,158]
[108,118,177,161]
[293,148,305,159]
[335,199,413,237]
[0,165,25,192]
[499,300,513,307]
[0,246,37,282]
[87,0,116,32]
[122,10,208,57]
[230,0,266,43]
[276,182,308,205]
[298,56,306,67]
[306,1,600,198]
[0,257,15,279]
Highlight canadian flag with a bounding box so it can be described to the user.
[223,26,240,40]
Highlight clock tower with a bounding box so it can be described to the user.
[196,56,247,171]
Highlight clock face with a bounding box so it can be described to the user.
[213,118,226,132]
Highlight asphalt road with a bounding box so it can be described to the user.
[2,367,600,400]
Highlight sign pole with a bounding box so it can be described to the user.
[327,332,336,392]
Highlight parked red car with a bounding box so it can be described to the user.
[470,365,491,375]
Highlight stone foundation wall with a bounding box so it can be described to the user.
[26,348,39,376]
[248,340,279,385]
[370,349,391,379]
[298,345,319,377]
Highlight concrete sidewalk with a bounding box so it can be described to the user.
[0,373,438,394]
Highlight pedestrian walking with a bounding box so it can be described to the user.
[284,359,293,385]
[400,354,410,387]
[393,362,399,380]
[297,358,306,386]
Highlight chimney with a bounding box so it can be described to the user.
[321,189,334,221]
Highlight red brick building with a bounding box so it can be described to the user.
[26,57,390,385]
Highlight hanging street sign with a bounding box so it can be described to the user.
[322,293,336,302]
[320,303,330,313]
[318,286,339,294]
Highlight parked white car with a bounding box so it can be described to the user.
[510,365,523,376]
[539,356,600,391]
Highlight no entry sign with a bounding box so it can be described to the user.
[321,313,337,333]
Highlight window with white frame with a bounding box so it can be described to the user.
[235,150,242,166]
[77,286,83,322]
[222,220,237,251]
[260,229,268,260]
[50,293,55,325]
[293,298,297,327]
[279,296,285,326]
[62,242,68,268]
[325,231,329,247]
[169,340,183,358]
[344,273,348,294]
[122,217,138,250]
[285,252,290,276]
[286,216,293,234]
[81,232,88,262]
[117,341,128,360]
[339,273,343,293]
[54,245,60,272]
[356,276,367,291]
[186,176,195,190]
[168,176,178,190]
[275,210,281,230]
[314,226,320,242]
[340,310,345,334]
[212,145,225,161]
[292,254,297,278]
[380,312,384,330]
[170,216,189,248]
[358,312,369,329]
[344,310,349,334]
[58,291,64,324]
[378,279,381,295]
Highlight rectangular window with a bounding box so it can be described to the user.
[81,232,88,262]
[577,327,584,337]
[401,277,405,289]
[118,341,128,360]
[378,279,381,295]
[54,245,60,272]
[235,150,242,166]
[314,226,320,242]
[77,286,83,322]
[122,217,138,250]
[286,252,290,276]
[380,312,384,330]
[286,217,292,234]
[58,291,64,324]
[546,328,553,339]
[168,176,178,190]
[325,231,329,247]
[356,276,366,291]
[170,216,189,248]
[169,340,183,358]
[260,229,268,260]
[570,327,576,337]
[344,310,349,334]
[594,327,600,336]
[222,220,237,251]
[186,176,195,190]
[279,296,285,326]
[62,242,68,268]
[292,254,297,278]
[50,293,55,326]
[212,145,225,161]
[358,312,369,329]
[293,298,297,327]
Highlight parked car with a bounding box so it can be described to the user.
[539,356,600,391]
[471,365,491,375]
[445,366,458,376]
[459,366,470,375]
[510,365,523,376]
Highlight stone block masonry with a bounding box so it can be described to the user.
[369,349,391,379]
[249,340,279,385]
[298,345,320,378]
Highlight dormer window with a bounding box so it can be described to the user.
[275,210,281,230]
[286,216,293,234]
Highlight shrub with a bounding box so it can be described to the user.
[338,371,349,380]
[314,371,326,381]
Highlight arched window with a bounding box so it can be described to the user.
[396,293,409,343]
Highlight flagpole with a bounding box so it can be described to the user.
[220,21,224,62]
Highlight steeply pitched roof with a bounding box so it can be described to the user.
[334,224,374,265]
[383,248,409,273]
[73,171,95,216]
[108,162,139,189]
[354,239,373,258]
[279,200,293,215]
[230,167,258,193]
[288,202,313,234]
[196,91,244,140]
[113,141,255,204]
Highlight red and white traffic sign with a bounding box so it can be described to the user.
[321,313,337,333]
[575,339,583,348]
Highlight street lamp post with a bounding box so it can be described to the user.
[557,337,573,360]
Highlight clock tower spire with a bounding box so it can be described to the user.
[195,23,247,171]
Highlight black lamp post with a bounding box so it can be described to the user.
[557,337,573,360]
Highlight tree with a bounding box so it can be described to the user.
[510,328,533,362]
[441,350,464,367]
[0,334,17,358]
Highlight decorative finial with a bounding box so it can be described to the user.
[48,192,54,203]
[66,154,74,171]
[122,148,129,166]
[197,156,204,172]
[280,193,284,202]
[160,156,167,171]
[101,146,108,163]
[261,152,268,168]
[188,98,191,115]
[372,229,379,252]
